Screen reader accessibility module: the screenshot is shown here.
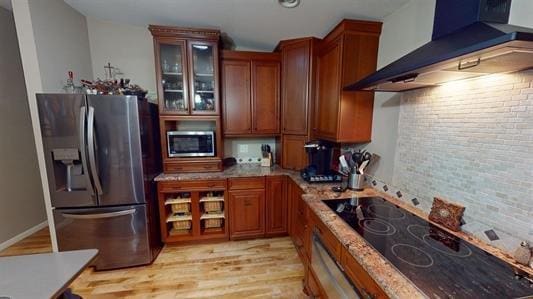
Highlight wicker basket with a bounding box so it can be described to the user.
[171,202,190,214]
[203,201,223,213]
[172,220,191,230]
[204,218,223,228]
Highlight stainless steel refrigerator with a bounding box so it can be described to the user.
[36,94,162,270]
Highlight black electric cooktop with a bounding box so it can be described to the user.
[323,197,533,299]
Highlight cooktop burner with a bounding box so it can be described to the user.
[324,197,533,299]
[391,244,434,268]
[359,218,397,236]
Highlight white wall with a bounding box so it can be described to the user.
[0,6,46,246]
[224,138,277,163]
[12,0,95,251]
[348,0,436,183]
[509,0,533,28]
[365,0,533,252]
[87,17,157,100]
[28,0,93,91]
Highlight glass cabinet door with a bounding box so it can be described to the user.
[189,42,218,114]
[158,41,188,114]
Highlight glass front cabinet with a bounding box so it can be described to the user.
[150,26,220,115]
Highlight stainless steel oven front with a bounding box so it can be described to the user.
[167,131,215,158]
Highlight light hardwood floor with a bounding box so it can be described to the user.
[0,228,306,298]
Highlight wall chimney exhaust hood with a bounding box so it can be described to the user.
[345,0,533,92]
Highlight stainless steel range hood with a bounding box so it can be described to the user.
[345,0,533,92]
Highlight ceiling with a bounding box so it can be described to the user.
[64,0,411,51]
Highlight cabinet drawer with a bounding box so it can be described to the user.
[159,179,226,192]
[341,247,388,299]
[228,177,265,190]
[164,160,222,173]
[311,213,341,261]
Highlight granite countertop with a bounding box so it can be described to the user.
[154,164,532,299]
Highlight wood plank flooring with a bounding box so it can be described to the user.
[0,227,305,298]
[0,227,52,257]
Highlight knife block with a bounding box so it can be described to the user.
[261,153,273,167]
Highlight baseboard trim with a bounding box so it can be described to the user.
[0,221,48,251]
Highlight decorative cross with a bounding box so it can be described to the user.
[104,62,114,79]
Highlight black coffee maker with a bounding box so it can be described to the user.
[300,140,342,183]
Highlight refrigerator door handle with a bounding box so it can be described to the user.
[60,208,136,220]
[87,106,103,195]
[79,106,94,195]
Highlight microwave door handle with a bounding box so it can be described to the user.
[60,208,135,220]
[79,106,94,195]
[87,106,103,195]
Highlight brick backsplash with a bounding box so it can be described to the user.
[391,70,533,251]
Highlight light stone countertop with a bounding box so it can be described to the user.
[155,164,532,298]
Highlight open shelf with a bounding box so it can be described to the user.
[200,212,225,220]
[199,196,224,202]
[166,214,192,222]
[158,182,228,243]
[165,197,191,205]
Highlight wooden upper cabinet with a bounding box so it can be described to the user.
[252,61,280,134]
[278,38,318,135]
[222,60,251,134]
[281,134,308,171]
[221,51,281,136]
[313,20,382,143]
[149,25,221,116]
[315,38,342,140]
[188,40,220,115]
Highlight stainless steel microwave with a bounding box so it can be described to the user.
[167,131,215,158]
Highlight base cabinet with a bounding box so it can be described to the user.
[266,176,288,236]
[228,189,265,240]
[288,178,308,262]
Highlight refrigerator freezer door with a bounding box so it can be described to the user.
[36,94,97,208]
[53,205,151,270]
[86,95,145,206]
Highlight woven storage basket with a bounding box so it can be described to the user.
[204,218,223,228]
[172,220,191,230]
[203,201,223,213]
[171,202,190,213]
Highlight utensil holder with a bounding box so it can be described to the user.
[348,173,365,191]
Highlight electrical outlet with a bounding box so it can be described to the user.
[238,144,249,153]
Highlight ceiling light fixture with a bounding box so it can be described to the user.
[278,0,300,8]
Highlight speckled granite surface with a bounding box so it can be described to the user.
[155,164,532,298]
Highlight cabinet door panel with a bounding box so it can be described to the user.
[281,41,310,135]
[252,61,280,134]
[222,60,251,134]
[229,189,265,239]
[314,38,342,140]
[155,38,189,115]
[282,135,308,171]
[266,176,287,236]
[188,40,219,115]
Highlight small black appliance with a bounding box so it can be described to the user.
[300,140,342,183]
